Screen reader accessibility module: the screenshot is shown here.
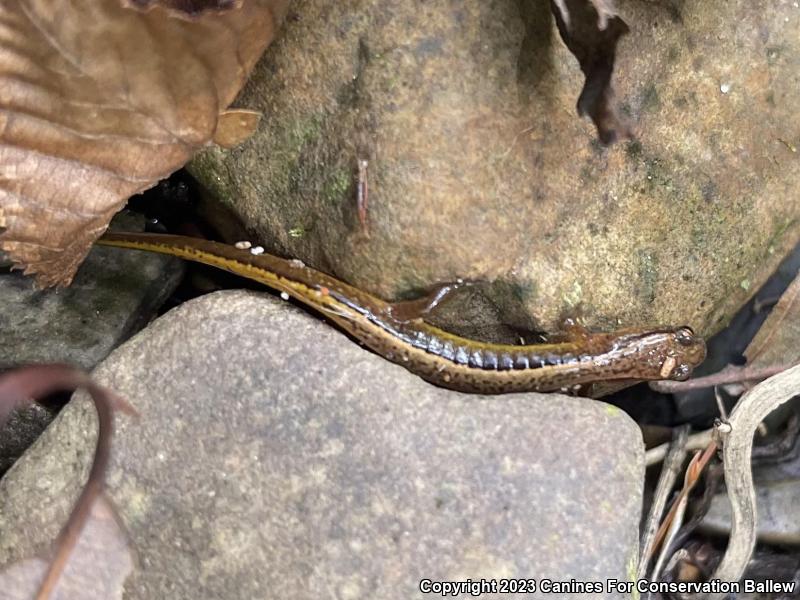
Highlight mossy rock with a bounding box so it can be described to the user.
[190,0,800,340]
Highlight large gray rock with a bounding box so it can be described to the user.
[0,291,644,599]
[190,0,800,341]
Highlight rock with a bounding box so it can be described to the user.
[190,0,800,340]
[0,211,183,471]
[0,291,644,599]
[0,404,56,474]
[0,213,183,371]
[701,480,800,546]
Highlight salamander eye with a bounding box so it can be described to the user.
[675,327,695,347]
[670,363,691,381]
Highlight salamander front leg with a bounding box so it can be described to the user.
[546,317,593,343]
[386,281,475,323]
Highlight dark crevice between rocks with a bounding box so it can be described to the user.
[0,390,68,476]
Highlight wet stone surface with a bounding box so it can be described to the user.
[0,290,644,599]
[0,218,182,372]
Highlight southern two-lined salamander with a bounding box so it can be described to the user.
[97,232,706,394]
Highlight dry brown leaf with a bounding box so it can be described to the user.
[550,0,631,144]
[213,108,262,149]
[0,0,288,286]
[0,495,133,600]
[745,272,800,368]
[124,0,241,17]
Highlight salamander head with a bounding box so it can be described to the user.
[613,326,706,383]
[657,326,706,381]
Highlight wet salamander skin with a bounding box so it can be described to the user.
[98,233,706,394]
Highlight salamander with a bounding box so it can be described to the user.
[97,232,706,394]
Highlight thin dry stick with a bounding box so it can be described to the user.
[638,425,690,581]
[649,441,718,563]
[645,429,713,467]
[651,455,697,584]
[649,363,794,393]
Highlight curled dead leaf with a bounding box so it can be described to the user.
[124,0,242,17]
[213,109,262,149]
[0,0,288,286]
[550,0,631,144]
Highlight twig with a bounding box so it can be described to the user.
[649,363,794,393]
[714,386,728,421]
[639,425,690,582]
[651,469,692,583]
[650,441,718,572]
[356,159,369,236]
[645,429,713,467]
[0,365,136,600]
[685,364,800,600]
[668,462,724,558]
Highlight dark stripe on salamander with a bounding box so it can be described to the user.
[328,290,558,372]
